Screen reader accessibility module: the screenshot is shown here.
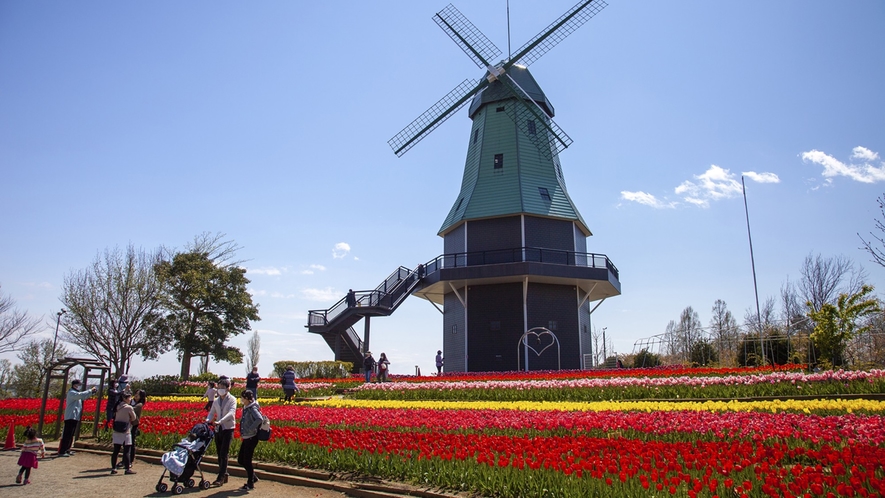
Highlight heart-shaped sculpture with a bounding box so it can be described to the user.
[523,329,556,357]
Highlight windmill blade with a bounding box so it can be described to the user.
[508,0,607,69]
[434,4,502,70]
[388,78,485,157]
[498,74,573,158]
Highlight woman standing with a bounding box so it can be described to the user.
[377,353,390,382]
[236,390,264,490]
[126,390,146,469]
[110,391,137,475]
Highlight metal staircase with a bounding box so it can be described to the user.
[306,266,422,369]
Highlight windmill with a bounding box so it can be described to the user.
[388,0,608,159]
[386,0,621,373]
[306,1,621,373]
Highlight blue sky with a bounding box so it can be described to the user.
[2,1,884,379]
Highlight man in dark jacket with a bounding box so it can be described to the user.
[362,352,376,383]
[245,367,260,398]
[280,366,299,402]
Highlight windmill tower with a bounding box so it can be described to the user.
[389,0,621,372]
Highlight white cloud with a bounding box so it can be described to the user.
[624,164,777,209]
[270,292,296,299]
[675,165,743,204]
[852,146,879,162]
[248,288,268,296]
[301,264,327,275]
[802,146,885,183]
[249,266,284,276]
[620,191,676,209]
[332,242,350,259]
[23,281,53,289]
[301,287,340,302]
[742,171,780,183]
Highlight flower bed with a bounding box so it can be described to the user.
[3,366,883,497]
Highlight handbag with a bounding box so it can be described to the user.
[113,419,130,433]
[256,414,271,441]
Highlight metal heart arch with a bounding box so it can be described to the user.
[523,330,556,357]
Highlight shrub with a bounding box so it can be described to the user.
[271,361,353,379]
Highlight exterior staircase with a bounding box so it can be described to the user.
[306,266,422,369]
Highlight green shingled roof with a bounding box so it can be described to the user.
[439,66,590,237]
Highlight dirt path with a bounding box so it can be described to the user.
[0,449,349,498]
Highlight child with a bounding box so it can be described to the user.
[203,381,217,411]
[16,426,44,485]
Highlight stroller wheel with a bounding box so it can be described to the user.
[186,478,195,488]
[200,479,211,490]
[158,483,168,493]
[172,484,184,495]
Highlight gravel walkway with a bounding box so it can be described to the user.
[0,448,349,498]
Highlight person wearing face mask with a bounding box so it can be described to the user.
[57,379,97,457]
[205,378,236,486]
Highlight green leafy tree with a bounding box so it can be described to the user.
[689,339,718,366]
[155,251,259,380]
[807,284,879,367]
[10,339,69,398]
[633,349,661,368]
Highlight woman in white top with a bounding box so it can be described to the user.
[205,377,237,486]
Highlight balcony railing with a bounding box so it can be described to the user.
[307,248,617,329]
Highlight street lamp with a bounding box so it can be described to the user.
[51,309,66,361]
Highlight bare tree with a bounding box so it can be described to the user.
[246,330,261,374]
[859,193,885,268]
[160,232,246,269]
[799,254,867,313]
[0,285,41,354]
[744,297,778,334]
[60,244,169,377]
[709,299,739,366]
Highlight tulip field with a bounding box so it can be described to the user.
[2,365,884,497]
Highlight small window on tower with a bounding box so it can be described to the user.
[494,154,503,170]
[496,106,505,112]
[528,120,536,135]
[473,129,479,144]
[539,187,551,201]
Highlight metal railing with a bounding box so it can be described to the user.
[423,247,618,280]
[307,247,617,329]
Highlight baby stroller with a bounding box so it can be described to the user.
[155,422,215,494]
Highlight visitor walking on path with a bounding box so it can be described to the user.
[362,352,376,383]
[15,426,44,485]
[205,377,237,486]
[110,391,137,475]
[237,390,264,490]
[57,379,96,457]
[281,365,299,402]
[246,366,261,398]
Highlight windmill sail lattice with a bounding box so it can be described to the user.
[388,0,607,158]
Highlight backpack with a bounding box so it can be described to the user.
[256,413,272,441]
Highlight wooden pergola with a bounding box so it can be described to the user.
[37,357,110,441]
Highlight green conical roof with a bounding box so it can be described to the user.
[439,66,590,237]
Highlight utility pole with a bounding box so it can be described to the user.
[602,327,607,366]
[51,309,66,361]
[742,176,766,366]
